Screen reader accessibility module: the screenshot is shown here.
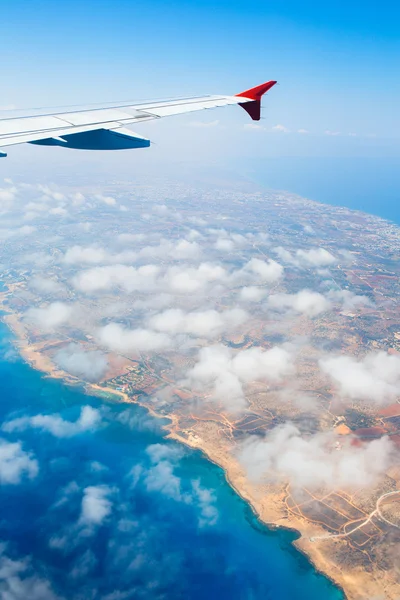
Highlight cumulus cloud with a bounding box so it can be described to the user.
[29,276,65,295]
[139,239,201,261]
[274,247,336,268]
[164,263,226,294]
[243,258,283,283]
[320,351,400,405]
[268,289,331,317]
[183,344,294,413]
[148,308,248,339]
[328,289,372,311]
[239,286,268,302]
[54,344,108,381]
[25,302,72,330]
[132,444,219,527]
[72,264,160,294]
[0,439,38,484]
[272,124,290,133]
[99,323,171,353]
[238,423,395,490]
[79,485,113,526]
[3,406,102,438]
[63,245,137,265]
[0,544,61,600]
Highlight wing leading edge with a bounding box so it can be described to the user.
[0,81,277,157]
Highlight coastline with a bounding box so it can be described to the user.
[0,305,397,599]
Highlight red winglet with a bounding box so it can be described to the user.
[235,80,277,121]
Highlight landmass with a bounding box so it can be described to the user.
[1,174,400,599]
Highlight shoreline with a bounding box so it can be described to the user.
[0,312,394,599]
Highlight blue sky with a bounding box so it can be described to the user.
[1,0,399,162]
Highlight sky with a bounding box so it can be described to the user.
[1,0,400,166]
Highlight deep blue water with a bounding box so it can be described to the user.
[0,321,343,599]
[244,157,400,224]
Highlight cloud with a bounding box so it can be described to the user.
[243,123,265,131]
[320,351,400,405]
[0,187,17,203]
[239,286,268,302]
[73,264,160,294]
[132,444,219,526]
[95,194,117,206]
[0,439,38,484]
[79,485,113,526]
[297,129,309,134]
[54,344,108,382]
[148,307,248,339]
[3,406,102,438]
[24,302,72,330]
[142,445,187,502]
[29,276,65,295]
[164,263,226,294]
[242,258,283,283]
[99,323,171,353]
[62,246,137,265]
[328,289,372,311]
[183,344,294,413]
[272,124,290,133]
[238,423,396,491]
[268,289,331,317]
[191,480,219,527]
[0,544,61,600]
[296,248,336,267]
[273,247,336,268]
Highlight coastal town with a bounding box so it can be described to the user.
[1,175,400,599]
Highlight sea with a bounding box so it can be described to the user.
[247,156,400,224]
[0,321,344,599]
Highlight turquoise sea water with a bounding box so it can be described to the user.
[0,321,344,599]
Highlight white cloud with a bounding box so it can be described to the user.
[25,302,72,330]
[133,444,219,526]
[328,289,372,311]
[29,276,65,295]
[73,264,160,294]
[320,351,400,405]
[239,286,268,302]
[0,544,60,599]
[148,307,248,339]
[79,485,113,526]
[268,289,331,317]
[99,323,171,353]
[95,194,117,206]
[243,123,265,131]
[54,344,109,382]
[242,257,283,283]
[296,248,336,267]
[183,344,294,413]
[3,406,102,438]
[238,423,396,490]
[63,245,137,265]
[273,247,336,268]
[297,129,309,134]
[325,130,341,136]
[0,439,38,484]
[272,124,290,133]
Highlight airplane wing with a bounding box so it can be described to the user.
[0,81,276,157]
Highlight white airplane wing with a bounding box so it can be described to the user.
[0,81,276,157]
